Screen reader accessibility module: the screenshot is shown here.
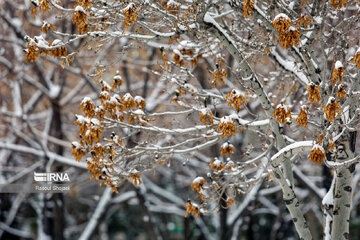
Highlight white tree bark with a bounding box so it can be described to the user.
[330,73,360,239]
[272,167,312,240]
[79,187,112,240]
[330,140,354,240]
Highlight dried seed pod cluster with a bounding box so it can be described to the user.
[217,116,236,138]
[185,200,200,220]
[273,104,292,124]
[296,16,313,29]
[331,61,345,85]
[243,0,255,17]
[199,108,214,126]
[351,48,360,68]
[330,0,348,8]
[72,6,90,34]
[323,97,341,122]
[273,14,300,49]
[220,142,235,156]
[211,57,228,87]
[25,37,67,63]
[296,105,308,127]
[225,89,248,111]
[307,83,321,104]
[308,144,325,164]
[72,72,151,193]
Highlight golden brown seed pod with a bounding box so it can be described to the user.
[308,144,325,164]
[351,49,360,69]
[220,142,235,156]
[217,116,236,138]
[331,61,345,85]
[273,14,292,33]
[322,97,341,122]
[330,0,348,9]
[225,89,248,111]
[307,83,321,104]
[296,106,308,127]
[273,104,292,124]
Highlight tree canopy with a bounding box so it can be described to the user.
[1,0,360,239]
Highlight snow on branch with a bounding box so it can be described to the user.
[0,142,87,169]
[271,141,313,167]
[326,155,360,168]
